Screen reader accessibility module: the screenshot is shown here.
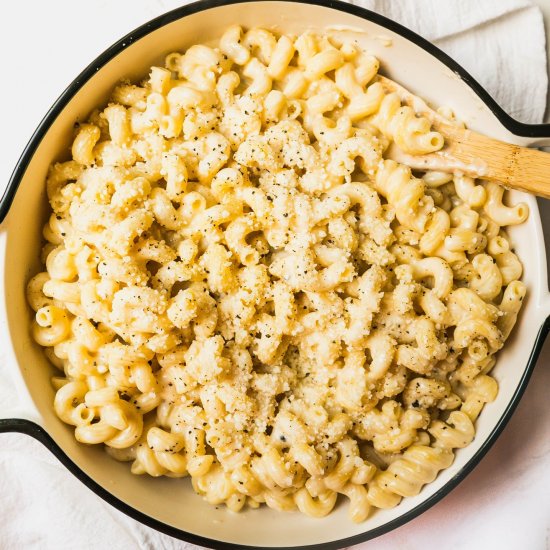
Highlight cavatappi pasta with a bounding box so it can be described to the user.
[29,26,528,522]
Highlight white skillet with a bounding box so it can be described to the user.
[1,1,549,548]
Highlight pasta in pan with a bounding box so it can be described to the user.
[28,25,527,522]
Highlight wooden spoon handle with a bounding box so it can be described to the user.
[390,123,550,199]
[438,123,550,198]
[378,75,550,199]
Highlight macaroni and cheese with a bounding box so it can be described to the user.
[28,25,528,522]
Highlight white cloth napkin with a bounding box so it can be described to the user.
[0,1,547,549]
[354,0,548,123]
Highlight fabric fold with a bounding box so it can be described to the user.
[352,0,548,122]
[354,0,535,41]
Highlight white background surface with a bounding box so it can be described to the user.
[0,1,549,549]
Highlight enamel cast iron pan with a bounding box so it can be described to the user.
[1,1,550,548]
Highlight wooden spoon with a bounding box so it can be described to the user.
[378,75,550,199]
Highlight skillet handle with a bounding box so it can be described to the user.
[0,356,41,427]
[0,189,42,428]
[509,120,550,148]
[0,305,42,427]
